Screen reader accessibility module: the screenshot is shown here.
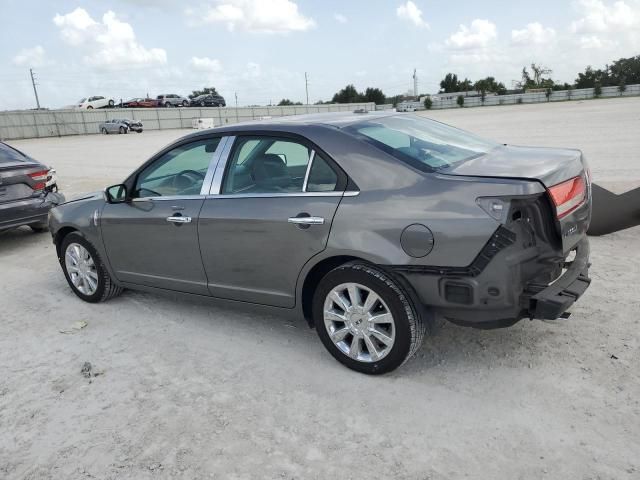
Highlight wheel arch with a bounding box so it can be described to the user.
[300,255,371,326]
[54,226,79,258]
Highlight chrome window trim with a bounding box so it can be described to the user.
[208,135,236,195]
[301,150,315,193]
[132,195,205,202]
[199,136,230,196]
[204,191,358,199]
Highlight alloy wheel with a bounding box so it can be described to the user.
[65,243,99,296]
[323,282,396,362]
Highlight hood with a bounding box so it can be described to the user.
[441,145,585,188]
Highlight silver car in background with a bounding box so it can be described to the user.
[99,119,143,134]
[48,112,591,374]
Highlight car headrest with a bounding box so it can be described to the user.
[251,154,291,189]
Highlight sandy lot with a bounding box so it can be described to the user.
[1,98,639,479]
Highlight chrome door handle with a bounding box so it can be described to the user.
[288,216,325,225]
[166,215,192,224]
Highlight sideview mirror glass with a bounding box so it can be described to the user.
[105,184,127,203]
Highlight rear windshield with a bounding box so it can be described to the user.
[0,142,27,164]
[345,115,498,172]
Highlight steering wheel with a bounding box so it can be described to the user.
[172,169,205,191]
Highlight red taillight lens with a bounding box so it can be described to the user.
[548,175,586,219]
[29,169,50,191]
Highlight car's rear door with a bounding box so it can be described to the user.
[100,135,225,294]
[198,134,346,307]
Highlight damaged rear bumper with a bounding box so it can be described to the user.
[525,238,591,320]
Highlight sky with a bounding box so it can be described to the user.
[1,0,639,110]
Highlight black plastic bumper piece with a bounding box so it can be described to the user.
[528,239,591,320]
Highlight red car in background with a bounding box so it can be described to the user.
[122,98,156,108]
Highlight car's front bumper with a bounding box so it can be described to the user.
[0,190,65,231]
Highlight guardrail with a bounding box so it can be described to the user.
[0,103,376,141]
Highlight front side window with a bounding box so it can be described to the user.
[134,138,220,198]
[345,115,498,172]
[222,137,339,194]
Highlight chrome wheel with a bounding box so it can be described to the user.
[323,282,396,362]
[65,243,99,296]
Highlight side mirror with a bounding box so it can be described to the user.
[105,184,128,204]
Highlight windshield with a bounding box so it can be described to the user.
[78,98,87,103]
[345,115,499,172]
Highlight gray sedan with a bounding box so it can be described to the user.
[99,119,143,134]
[49,112,591,374]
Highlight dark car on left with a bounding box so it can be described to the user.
[0,142,64,232]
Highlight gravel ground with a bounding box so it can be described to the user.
[1,97,639,479]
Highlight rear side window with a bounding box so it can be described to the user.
[0,143,27,164]
[307,154,338,192]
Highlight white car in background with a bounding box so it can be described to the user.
[76,96,115,110]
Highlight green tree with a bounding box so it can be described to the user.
[424,97,432,110]
[594,81,602,97]
[618,78,627,95]
[189,87,219,99]
[362,87,386,105]
[277,99,302,106]
[456,95,464,107]
[440,73,460,93]
[459,78,473,92]
[332,84,363,103]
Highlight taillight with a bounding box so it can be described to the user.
[548,175,586,219]
[29,169,50,191]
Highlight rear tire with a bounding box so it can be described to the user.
[59,232,123,303]
[313,262,426,374]
[87,106,93,110]
[182,100,188,107]
[101,127,108,134]
[119,126,126,134]
[108,99,115,107]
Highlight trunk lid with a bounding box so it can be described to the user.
[442,144,591,253]
[441,145,585,188]
[0,142,48,203]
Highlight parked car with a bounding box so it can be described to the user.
[49,112,591,374]
[0,142,64,232]
[99,119,143,134]
[189,94,226,107]
[122,98,155,108]
[76,96,114,109]
[156,94,189,107]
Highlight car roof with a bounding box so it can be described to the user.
[184,111,403,140]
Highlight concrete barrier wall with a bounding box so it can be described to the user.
[0,103,375,141]
[430,84,640,109]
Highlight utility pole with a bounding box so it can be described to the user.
[304,72,309,105]
[30,68,41,109]
[234,92,239,123]
[413,68,418,97]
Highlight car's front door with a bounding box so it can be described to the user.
[198,135,346,307]
[101,136,223,294]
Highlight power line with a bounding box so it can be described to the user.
[305,72,309,105]
[30,69,41,109]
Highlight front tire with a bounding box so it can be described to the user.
[119,126,126,134]
[59,232,123,303]
[101,127,108,134]
[313,262,426,374]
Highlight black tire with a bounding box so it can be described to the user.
[59,232,123,303]
[200,101,205,107]
[87,106,94,110]
[136,130,143,133]
[119,126,126,134]
[165,102,172,108]
[182,100,188,107]
[313,262,426,374]
[108,99,115,107]
[101,127,108,135]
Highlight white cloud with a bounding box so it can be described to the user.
[199,0,315,33]
[570,0,639,33]
[12,46,48,67]
[53,8,167,68]
[446,19,497,49]
[334,13,348,24]
[396,1,429,28]
[190,56,222,72]
[511,22,556,45]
